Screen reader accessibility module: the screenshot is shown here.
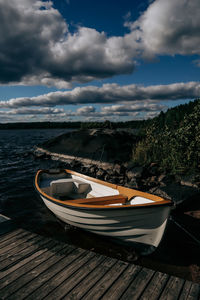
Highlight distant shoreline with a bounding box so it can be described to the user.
[0,127,77,130]
[0,122,81,130]
[0,120,145,130]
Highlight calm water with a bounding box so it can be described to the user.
[0,129,71,219]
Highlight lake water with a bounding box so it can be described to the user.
[0,129,70,219]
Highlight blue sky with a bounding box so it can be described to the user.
[0,0,199,122]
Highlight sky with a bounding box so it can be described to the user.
[0,0,200,123]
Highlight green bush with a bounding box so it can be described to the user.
[132,99,200,175]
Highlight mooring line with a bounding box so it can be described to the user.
[170,216,200,246]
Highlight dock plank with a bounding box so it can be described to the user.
[0,231,36,255]
[82,260,128,300]
[26,251,95,300]
[0,242,70,298]
[188,283,200,299]
[120,267,155,300]
[0,228,25,244]
[140,271,170,300]
[0,235,49,270]
[7,245,81,300]
[179,281,193,300]
[0,233,38,261]
[159,276,185,299]
[0,224,199,300]
[0,240,55,280]
[15,247,83,300]
[0,231,31,249]
[0,236,53,272]
[64,257,117,300]
[101,264,142,300]
[42,253,106,300]
[179,282,200,300]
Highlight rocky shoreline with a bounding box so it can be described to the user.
[34,145,200,207]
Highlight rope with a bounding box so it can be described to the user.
[170,216,200,246]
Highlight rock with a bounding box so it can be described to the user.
[34,152,50,160]
[160,174,176,185]
[142,163,160,178]
[126,171,135,180]
[158,174,166,182]
[96,168,106,179]
[106,168,117,176]
[87,166,98,177]
[131,166,143,177]
[126,166,143,180]
[40,129,138,164]
[143,176,159,189]
[113,164,122,175]
[116,175,125,184]
[180,180,199,189]
[149,162,160,175]
[179,174,199,188]
[104,174,111,182]
[148,187,172,200]
[149,183,200,206]
[70,160,82,169]
[127,178,139,189]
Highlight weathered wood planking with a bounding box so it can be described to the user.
[0,222,199,300]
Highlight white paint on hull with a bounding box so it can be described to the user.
[42,196,170,248]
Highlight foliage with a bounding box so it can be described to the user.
[132,99,200,175]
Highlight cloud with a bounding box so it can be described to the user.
[0,0,135,88]
[0,101,166,123]
[66,105,141,120]
[76,106,96,115]
[0,107,64,115]
[0,81,199,108]
[0,0,199,89]
[144,111,160,119]
[129,0,200,58]
[101,103,166,113]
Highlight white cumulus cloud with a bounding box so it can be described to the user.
[0,81,199,108]
[128,0,200,58]
[0,0,199,88]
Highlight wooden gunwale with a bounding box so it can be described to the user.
[35,169,172,210]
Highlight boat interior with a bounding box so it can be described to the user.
[36,169,165,207]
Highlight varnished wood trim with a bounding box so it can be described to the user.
[65,194,128,205]
[35,170,172,209]
[65,169,118,189]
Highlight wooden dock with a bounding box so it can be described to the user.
[0,222,200,300]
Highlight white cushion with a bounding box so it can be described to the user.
[50,178,90,196]
[73,179,91,193]
[51,179,74,196]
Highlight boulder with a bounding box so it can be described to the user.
[126,166,143,180]
[40,129,137,164]
[149,183,200,205]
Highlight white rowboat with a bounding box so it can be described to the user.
[35,169,172,254]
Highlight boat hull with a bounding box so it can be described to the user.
[41,195,171,254]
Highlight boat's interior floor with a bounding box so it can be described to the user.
[39,175,155,206]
